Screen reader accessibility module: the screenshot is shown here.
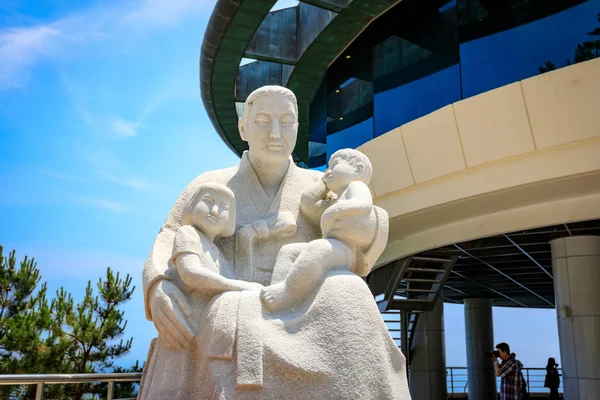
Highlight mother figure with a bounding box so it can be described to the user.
[139,86,410,399]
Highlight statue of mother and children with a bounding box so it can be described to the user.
[138,85,411,399]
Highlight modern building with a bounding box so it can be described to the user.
[200,0,600,398]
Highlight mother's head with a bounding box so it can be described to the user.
[238,86,298,164]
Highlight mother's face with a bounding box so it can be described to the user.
[241,95,298,164]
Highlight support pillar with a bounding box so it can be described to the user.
[550,236,600,399]
[409,299,447,400]
[464,298,496,400]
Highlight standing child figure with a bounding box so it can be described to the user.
[261,149,377,312]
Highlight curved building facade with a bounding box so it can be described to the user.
[314,0,600,167]
[200,0,600,399]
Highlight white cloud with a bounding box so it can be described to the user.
[112,117,141,138]
[0,0,211,91]
[0,25,61,89]
[68,194,131,214]
[124,0,210,26]
[108,72,197,138]
[58,73,98,126]
[95,170,152,191]
[85,148,121,170]
[37,168,83,182]
[60,73,176,139]
[82,148,152,190]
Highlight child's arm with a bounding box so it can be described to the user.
[176,252,262,295]
[300,177,332,225]
[323,181,372,219]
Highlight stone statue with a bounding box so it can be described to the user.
[138,85,411,399]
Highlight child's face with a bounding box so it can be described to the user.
[325,158,360,192]
[191,190,232,237]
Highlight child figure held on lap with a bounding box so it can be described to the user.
[261,149,376,312]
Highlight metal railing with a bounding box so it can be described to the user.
[446,367,562,396]
[0,372,143,400]
[0,367,561,399]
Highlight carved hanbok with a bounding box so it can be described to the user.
[139,152,411,399]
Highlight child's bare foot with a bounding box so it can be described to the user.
[260,282,293,313]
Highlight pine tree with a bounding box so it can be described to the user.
[63,269,135,400]
[0,247,65,398]
[0,246,139,399]
[539,12,600,73]
[111,361,143,399]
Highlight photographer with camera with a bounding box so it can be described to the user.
[489,342,526,400]
[544,357,560,399]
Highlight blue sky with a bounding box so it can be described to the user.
[0,0,560,371]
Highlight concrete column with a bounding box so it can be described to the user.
[464,298,496,400]
[550,236,600,399]
[409,299,447,400]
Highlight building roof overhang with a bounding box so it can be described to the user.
[200,0,403,163]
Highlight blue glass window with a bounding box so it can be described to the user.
[374,65,461,136]
[461,0,600,97]
[306,0,600,167]
[326,118,374,159]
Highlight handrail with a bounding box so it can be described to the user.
[0,372,142,384]
[0,372,143,400]
[446,367,562,395]
[0,368,562,398]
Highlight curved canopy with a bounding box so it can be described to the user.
[200,0,403,163]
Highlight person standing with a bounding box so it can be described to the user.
[544,357,560,400]
[491,342,524,400]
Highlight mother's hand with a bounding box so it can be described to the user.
[268,211,297,236]
[150,280,195,350]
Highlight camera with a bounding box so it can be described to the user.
[485,350,500,359]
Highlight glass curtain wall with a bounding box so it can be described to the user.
[308,0,600,168]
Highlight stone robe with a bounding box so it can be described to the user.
[139,152,411,399]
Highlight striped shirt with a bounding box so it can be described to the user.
[499,354,524,400]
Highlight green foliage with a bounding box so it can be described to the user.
[539,13,600,73]
[0,246,139,399]
[538,60,557,73]
[111,361,143,399]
